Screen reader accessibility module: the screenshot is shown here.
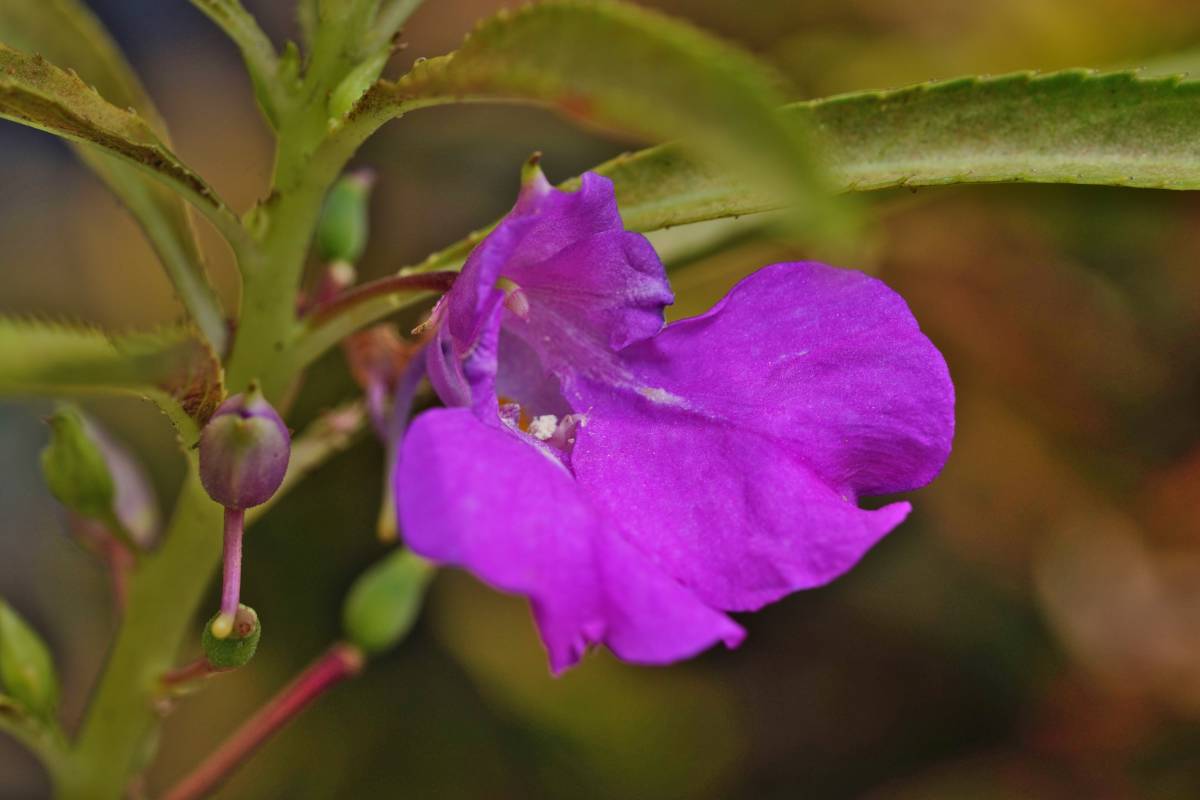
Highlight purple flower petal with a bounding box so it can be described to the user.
[434,171,672,415]
[396,407,743,672]
[572,261,954,611]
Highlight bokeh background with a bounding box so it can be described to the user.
[4,0,1200,797]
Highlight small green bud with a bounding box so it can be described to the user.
[202,604,261,669]
[39,405,161,548]
[343,550,434,655]
[40,405,115,523]
[0,601,59,719]
[316,169,375,265]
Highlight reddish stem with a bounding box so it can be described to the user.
[160,658,227,689]
[307,270,457,325]
[160,643,364,800]
[219,508,245,623]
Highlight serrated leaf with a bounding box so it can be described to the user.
[357,0,844,236]
[0,2,229,353]
[0,6,231,351]
[0,44,245,257]
[595,69,1200,228]
[0,318,224,433]
[407,68,1200,275]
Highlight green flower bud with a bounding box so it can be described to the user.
[40,405,115,524]
[316,170,375,265]
[40,405,161,548]
[0,601,59,719]
[202,604,261,669]
[342,550,434,655]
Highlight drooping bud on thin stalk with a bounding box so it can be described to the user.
[199,386,289,639]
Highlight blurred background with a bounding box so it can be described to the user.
[3,0,1200,797]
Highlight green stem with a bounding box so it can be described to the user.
[57,470,223,800]
[55,14,395,796]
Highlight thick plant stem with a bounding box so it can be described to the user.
[161,643,364,800]
[57,471,223,800]
[57,31,380,795]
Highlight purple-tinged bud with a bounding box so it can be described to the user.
[199,386,290,510]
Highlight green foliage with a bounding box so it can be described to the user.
[0,1,228,352]
[402,68,1200,278]
[357,0,846,236]
[0,601,59,720]
[202,605,262,669]
[189,0,284,126]
[40,405,116,526]
[0,44,245,251]
[595,69,1200,229]
[343,550,434,655]
[0,318,224,437]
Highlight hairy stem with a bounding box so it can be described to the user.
[160,643,364,800]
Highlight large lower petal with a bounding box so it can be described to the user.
[603,261,954,500]
[572,261,952,611]
[573,404,912,611]
[396,408,742,672]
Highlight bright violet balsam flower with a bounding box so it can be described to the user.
[396,160,954,673]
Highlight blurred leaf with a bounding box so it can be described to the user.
[808,70,1200,192]
[0,44,247,256]
[359,0,845,236]
[0,318,223,437]
[610,69,1200,225]
[343,550,434,655]
[0,5,229,352]
[0,601,59,721]
[366,0,425,52]
[189,0,282,126]
[410,69,1200,274]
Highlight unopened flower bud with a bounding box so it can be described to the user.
[202,604,261,669]
[316,169,375,264]
[41,405,160,549]
[199,386,290,510]
[41,406,115,524]
[0,601,59,719]
[342,550,434,655]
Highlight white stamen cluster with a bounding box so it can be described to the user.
[528,414,559,441]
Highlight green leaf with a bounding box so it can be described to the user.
[365,0,425,53]
[354,0,844,235]
[342,550,434,655]
[404,68,1200,277]
[587,69,1200,226]
[0,601,59,720]
[0,44,247,254]
[0,1,230,353]
[0,318,224,436]
[189,0,282,126]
